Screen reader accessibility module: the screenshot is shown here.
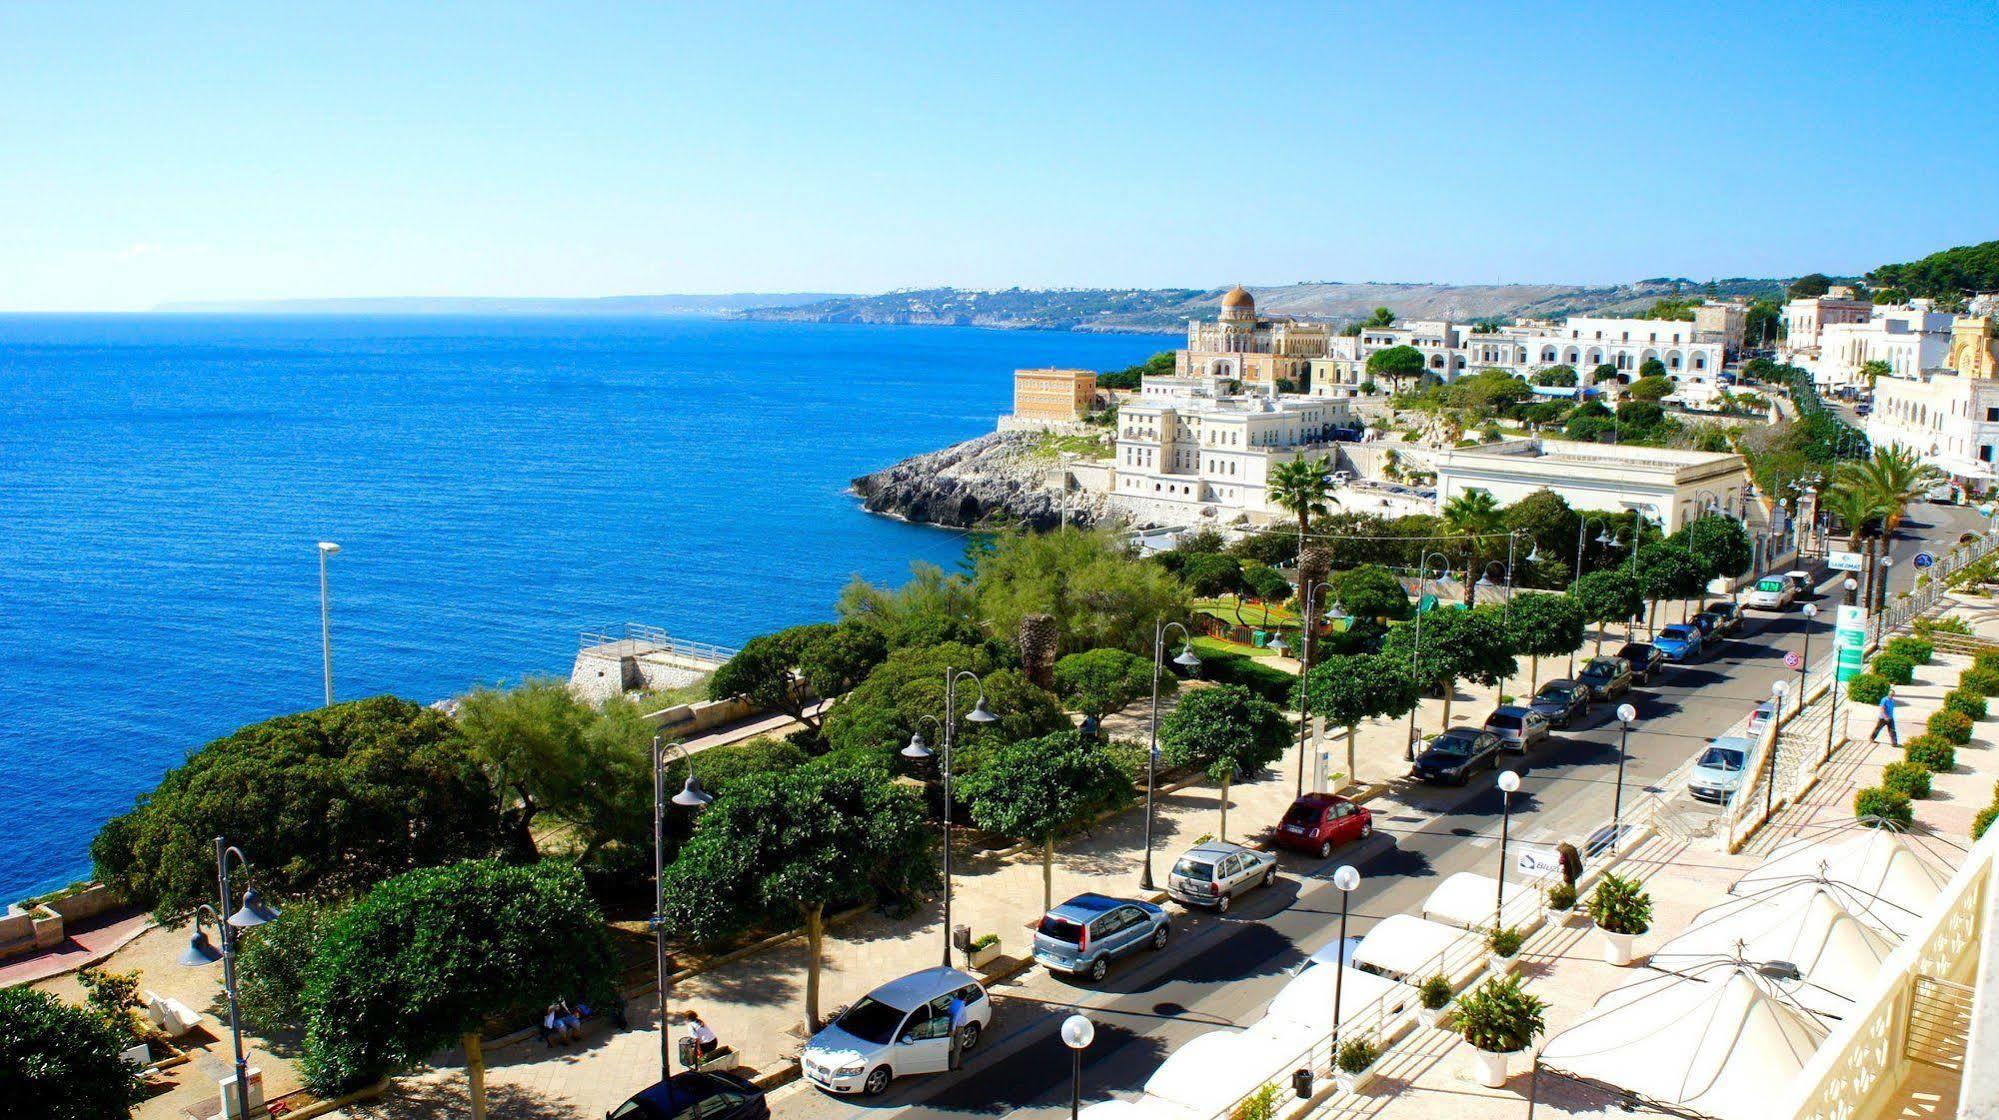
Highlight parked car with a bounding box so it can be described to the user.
[1530,680,1589,727]
[610,1072,769,1120]
[1653,624,1704,661]
[1688,736,1753,803]
[1617,642,1666,684]
[1167,841,1278,913]
[1032,894,1170,981]
[1745,576,1797,610]
[800,968,993,1096]
[1691,612,1722,640]
[1483,705,1551,752]
[1410,728,1503,785]
[1578,656,1634,700]
[1746,699,1778,738]
[1784,571,1816,598]
[1274,792,1373,859]
[1703,602,1743,635]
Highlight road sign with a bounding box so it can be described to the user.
[1829,550,1864,572]
[1836,604,1869,682]
[1784,651,1803,671]
[1913,552,1935,570]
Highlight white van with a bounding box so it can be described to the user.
[1744,576,1796,610]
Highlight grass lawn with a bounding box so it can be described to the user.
[1191,635,1279,660]
[1193,596,1300,628]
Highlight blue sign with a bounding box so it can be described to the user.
[1913,552,1935,570]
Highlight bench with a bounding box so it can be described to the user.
[144,990,203,1038]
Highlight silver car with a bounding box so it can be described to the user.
[1483,705,1551,752]
[1166,841,1278,913]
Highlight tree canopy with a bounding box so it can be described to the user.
[1301,654,1420,730]
[1531,365,1577,387]
[1868,239,1999,301]
[957,730,1133,910]
[1157,684,1291,782]
[1053,648,1168,717]
[1680,515,1753,583]
[973,528,1189,655]
[708,622,885,733]
[456,678,650,863]
[92,696,501,919]
[1626,375,1673,401]
[1504,593,1586,690]
[1382,606,1517,694]
[835,562,984,649]
[1366,345,1427,388]
[820,641,1068,762]
[0,988,143,1120]
[1331,563,1412,622]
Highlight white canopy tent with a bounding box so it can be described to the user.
[1143,1031,1279,1117]
[1265,960,1403,1031]
[1730,827,1949,938]
[1538,962,1829,1120]
[1353,914,1464,980]
[1650,877,1897,1018]
[1078,1098,1202,1120]
[1421,871,1524,930]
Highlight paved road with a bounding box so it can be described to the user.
[769,507,1986,1120]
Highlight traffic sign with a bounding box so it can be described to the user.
[1829,550,1864,572]
[1913,552,1935,570]
[1784,651,1803,671]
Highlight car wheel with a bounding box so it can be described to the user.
[1360,819,1373,839]
[958,1022,982,1052]
[1089,956,1108,982]
[1151,924,1169,951]
[1262,865,1277,888]
[1217,891,1231,913]
[1317,839,1333,859]
[863,1067,892,1096]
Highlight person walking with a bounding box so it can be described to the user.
[1868,687,1900,747]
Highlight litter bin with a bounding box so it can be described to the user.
[1292,1068,1314,1099]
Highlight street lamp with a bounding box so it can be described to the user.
[178,838,277,1120]
[1570,519,1616,678]
[1612,703,1637,849]
[316,542,340,707]
[1798,603,1819,717]
[1495,770,1522,927]
[1292,580,1335,797]
[1331,865,1360,1061]
[1061,1014,1096,1120]
[1765,680,1788,817]
[1142,621,1199,891]
[652,736,712,1083]
[1407,552,1453,760]
[904,671,995,966]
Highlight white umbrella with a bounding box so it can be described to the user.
[1144,1031,1276,1116]
[1265,962,1402,1032]
[1540,962,1828,1120]
[1731,827,1948,938]
[1650,878,1897,1018]
[1353,914,1465,981]
[1420,871,1507,930]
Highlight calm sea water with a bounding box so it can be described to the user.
[0,315,1174,901]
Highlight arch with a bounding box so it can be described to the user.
[1693,353,1708,370]
[1585,348,1603,367]
[1565,347,1581,365]
[1666,349,1683,370]
[1542,347,1559,363]
[1430,354,1446,369]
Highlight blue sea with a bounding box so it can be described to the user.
[0,315,1174,902]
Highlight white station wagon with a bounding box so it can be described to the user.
[799,967,991,1096]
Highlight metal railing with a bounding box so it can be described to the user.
[577,623,739,664]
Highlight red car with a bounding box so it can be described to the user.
[1274,793,1373,858]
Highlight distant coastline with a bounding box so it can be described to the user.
[151,292,850,315]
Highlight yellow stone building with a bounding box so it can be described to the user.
[1012,368,1099,422]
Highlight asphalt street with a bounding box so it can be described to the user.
[769,502,1986,1120]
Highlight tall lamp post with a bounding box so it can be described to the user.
[1142,621,1200,891]
[178,838,280,1120]
[1330,865,1360,1063]
[1764,679,1789,817]
[1612,703,1637,850]
[1569,521,1618,678]
[1495,770,1522,927]
[1797,603,1819,717]
[1283,580,1335,797]
[1061,1014,1096,1120]
[904,671,997,965]
[1828,577,1859,763]
[653,736,712,1084]
[316,541,340,707]
[1406,551,1454,760]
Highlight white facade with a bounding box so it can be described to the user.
[1430,438,1756,534]
[1110,378,1352,525]
[1308,315,1725,397]
[1865,370,1999,490]
[1797,302,1957,390]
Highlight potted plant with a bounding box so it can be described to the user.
[968,932,1002,970]
[1586,873,1652,966]
[1334,1035,1381,1094]
[1544,881,1579,924]
[1417,974,1453,1028]
[1456,974,1546,1088]
[1485,925,1524,973]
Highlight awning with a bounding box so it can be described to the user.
[1353,914,1465,980]
[1730,826,1950,939]
[1264,962,1402,1033]
[1650,878,1897,1018]
[1421,871,1514,930]
[1539,963,1828,1120]
[1143,1031,1276,1116]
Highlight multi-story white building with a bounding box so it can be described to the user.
[1430,437,1757,534]
[1176,286,1332,389]
[1305,314,1725,400]
[1780,286,1874,351]
[1865,316,1999,495]
[1791,301,1958,390]
[1109,377,1351,525]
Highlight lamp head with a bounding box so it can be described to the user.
[901,730,933,760]
[1772,679,1789,699]
[1803,603,1819,617]
[317,541,340,555]
[178,926,223,967]
[227,887,280,929]
[1172,646,1201,670]
[1497,770,1522,794]
[966,697,999,725]
[672,775,714,808]
[1333,865,1360,892]
[1526,545,1543,564]
[1061,1013,1095,1050]
[1844,577,1858,592]
[1616,703,1637,724]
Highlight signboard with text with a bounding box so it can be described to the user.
[1829,550,1864,573]
[1835,603,1869,682]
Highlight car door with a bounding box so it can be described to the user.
[1331,801,1360,842]
[1111,907,1149,956]
[1479,733,1501,770]
[1219,853,1249,895]
[894,1005,953,1075]
[1092,908,1131,959]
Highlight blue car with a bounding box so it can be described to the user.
[1032,893,1170,982]
[1654,623,1704,661]
[1689,736,1752,803]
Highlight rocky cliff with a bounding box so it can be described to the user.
[851,433,1112,530]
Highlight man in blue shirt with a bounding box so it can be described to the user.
[946,994,967,1070]
[1868,688,1899,747]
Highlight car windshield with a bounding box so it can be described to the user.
[1537,686,1574,703]
[1662,627,1693,639]
[1699,747,1745,771]
[1429,735,1477,757]
[836,997,908,1045]
[1172,857,1215,880]
[1619,645,1652,659]
[1756,578,1784,593]
[1037,915,1085,943]
[1584,660,1618,676]
[1487,713,1521,730]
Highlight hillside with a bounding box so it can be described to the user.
[1867,238,1999,301]
[154,292,850,315]
[738,278,1795,333]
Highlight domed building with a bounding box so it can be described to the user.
[1180,285,1332,389]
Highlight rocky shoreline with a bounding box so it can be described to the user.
[851,432,1113,530]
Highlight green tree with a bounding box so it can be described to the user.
[0,988,143,1120]
[1859,359,1893,387]
[1244,563,1295,622]
[1300,654,1420,786]
[1441,490,1507,604]
[1625,375,1673,402]
[1269,455,1337,556]
[1445,370,1534,418]
[1788,272,1833,299]
[661,735,808,803]
[661,753,935,1033]
[1591,364,1622,385]
[1503,592,1586,693]
[707,624,842,733]
[299,859,617,1117]
[1502,489,1580,588]
[238,897,338,1030]
[820,641,1068,762]
[1367,345,1428,393]
[1570,569,1643,655]
[1840,446,1942,608]
[958,730,1133,912]
[835,562,984,649]
[1053,648,1168,718]
[91,697,500,919]
[1635,542,1707,630]
[1181,552,1248,600]
[1381,606,1516,732]
[1158,685,1291,841]
[974,528,1190,655]
[1531,365,1577,387]
[1679,515,1753,586]
[1331,563,1413,622]
[1637,358,1668,382]
[456,678,649,863]
[1364,306,1396,328]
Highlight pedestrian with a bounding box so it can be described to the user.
[1869,687,1900,747]
[686,1010,719,1065]
[945,993,967,1071]
[1556,841,1583,888]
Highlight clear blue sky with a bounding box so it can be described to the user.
[4,1,1995,310]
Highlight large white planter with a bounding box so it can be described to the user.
[1336,1067,1376,1095]
[968,942,1002,970]
[1598,929,1640,966]
[1486,952,1516,975]
[1546,906,1582,927]
[1418,1006,1445,1029]
[1470,1047,1512,1088]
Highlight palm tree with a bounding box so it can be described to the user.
[1842,447,1943,608]
[1820,475,1889,603]
[1269,454,1336,560]
[1442,489,1506,604]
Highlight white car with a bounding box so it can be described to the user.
[1166,841,1279,912]
[1744,576,1796,610]
[799,967,991,1096]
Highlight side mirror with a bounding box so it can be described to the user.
[900,1033,916,1046]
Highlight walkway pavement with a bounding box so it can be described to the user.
[0,908,152,988]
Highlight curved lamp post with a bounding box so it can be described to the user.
[178,838,279,1120]
[1142,621,1200,890]
[1764,679,1789,817]
[1570,519,1617,677]
[1406,552,1454,760]
[904,671,997,966]
[1330,864,1360,1064]
[1798,603,1820,717]
[316,542,340,706]
[653,736,713,1083]
[1062,1014,1096,1120]
[1290,580,1335,797]
[1495,770,1522,927]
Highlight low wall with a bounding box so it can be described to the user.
[0,904,65,959]
[42,883,121,924]
[645,695,762,739]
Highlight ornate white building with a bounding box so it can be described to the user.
[1109,375,1351,526]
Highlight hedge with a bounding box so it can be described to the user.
[1962,666,1999,696]
[1194,649,1298,707]
[1846,673,1891,705]
[1928,709,1974,745]
[1905,735,1957,772]
[1854,786,1913,829]
[1882,760,1932,799]
[1946,690,1988,722]
[1871,653,1915,686]
[1976,805,1998,841]
[1978,649,1999,676]
[1885,636,1935,666]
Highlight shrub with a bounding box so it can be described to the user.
[1977,648,1999,676]
[1231,1082,1283,1120]
[1946,690,1988,721]
[1882,761,1933,799]
[1928,709,1974,745]
[1455,974,1547,1055]
[1419,973,1453,1011]
[1962,666,1999,696]
[970,932,999,951]
[1587,873,1652,935]
[1847,673,1891,705]
[0,987,145,1120]
[1905,735,1957,773]
[1885,636,1934,665]
[1336,1036,1381,1074]
[1545,881,1577,911]
[1855,786,1914,828]
[1486,925,1525,958]
[1871,654,1915,685]
[1975,805,1998,841]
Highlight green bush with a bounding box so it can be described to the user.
[1847,673,1891,705]
[1906,735,1957,773]
[1871,653,1915,685]
[1976,648,1999,676]
[1928,709,1974,745]
[1545,881,1577,911]
[1486,925,1525,958]
[1336,1036,1381,1074]
[1882,761,1933,799]
[1975,805,1998,841]
[1885,636,1934,665]
[1455,974,1547,1055]
[1854,786,1914,828]
[1195,648,1299,706]
[1419,973,1453,1011]
[1586,873,1652,935]
[1962,666,1999,696]
[1946,690,1988,721]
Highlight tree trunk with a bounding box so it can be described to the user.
[1441,680,1455,730]
[465,1033,487,1120]
[1529,654,1541,695]
[1218,771,1232,842]
[1594,625,1605,657]
[1043,838,1055,914]
[1346,726,1358,787]
[803,903,826,1034]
